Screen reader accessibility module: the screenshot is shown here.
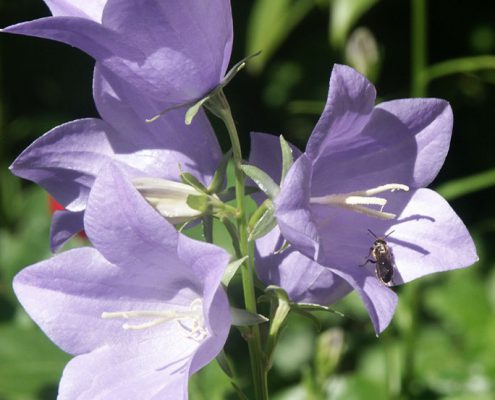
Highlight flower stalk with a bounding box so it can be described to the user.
[210,90,270,400]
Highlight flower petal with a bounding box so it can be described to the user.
[9,118,139,211]
[43,0,107,21]
[385,188,478,284]
[50,210,85,252]
[255,227,351,305]
[306,64,376,161]
[275,155,320,260]
[58,342,190,400]
[311,98,453,196]
[13,248,201,355]
[93,65,222,185]
[329,266,397,335]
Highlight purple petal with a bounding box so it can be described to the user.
[100,0,233,101]
[13,248,201,355]
[5,0,233,103]
[311,98,453,196]
[329,266,397,335]
[2,17,137,61]
[50,210,85,252]
[305,64,376,161]
[385,188,478,284]
[58,342,190,400]
[248,132,302,184]
[43,0,107,21]
[255,227,351,305]
[9,118,139,211]
[93,65,222,184]
[275,155,319,260]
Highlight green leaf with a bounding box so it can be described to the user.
[435,168,495,200]
[330,0,380,49]
[208,151,232,194]
[246,0,316,73]
[230,307,269,326]
[185,96,210,125]
[221,256,248,287]
[279,135,294,184]
[180,171,208,193]
[264,286,292,363]
[240,164,280,199]
[292,303,345,317]
[248,204,277,241]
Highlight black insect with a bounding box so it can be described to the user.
[360,229,395,286]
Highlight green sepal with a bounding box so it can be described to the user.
[186,194,210,213]
[230,307,269,326]
[217,186,258,202]
[185,96,210,125]
[292,302,345,317]
[279,135,294,184]
[208,150,232,194]
[248,202,277,241]
[221,256,248,287]
[240,164,280,199]
[262,286,291,365]
[180,171,208,193]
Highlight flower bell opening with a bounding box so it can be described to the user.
[101,298,208,342]
[310,183,410,220]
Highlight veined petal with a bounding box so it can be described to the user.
[255,227,351,305]
[9,118,140,212]
[275,155,319,260]
[13,248,201,355]
[385,188,478,284]
[306,64,376,161]
[311,98,453,196]
[50,210,85,252]
[93,66,222,185]
[44,0,107,21]
[58,342,190,400]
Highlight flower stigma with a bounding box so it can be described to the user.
[101,298,208,342]
[310,183,409,220]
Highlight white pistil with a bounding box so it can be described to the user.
[310,183,409,220]
[101,298,208,342]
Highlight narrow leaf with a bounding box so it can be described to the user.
[208,151,232,194]
[180,172,208,193]
[435,168,495,200]
[241,164,280,198]
[185,96,210,125]
[222,256,248,287]
[248,205,278,241]
[279,135,294,184]
[293,303,345,317]
[230,307,269,326]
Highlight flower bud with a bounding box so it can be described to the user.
[345,27,380,81]
[133,177,204,224]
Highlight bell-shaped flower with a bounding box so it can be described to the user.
[13,164,231,399]
[249,132,394,334]
[10,64,222,251]
[3,0,233,106]
[255,66,478,333]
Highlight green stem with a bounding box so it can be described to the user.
[411,0,427,97]
[211,91,269,400]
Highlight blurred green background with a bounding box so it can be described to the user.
[1,0,495,399]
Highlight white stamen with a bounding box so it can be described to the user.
[101,298,208,342]
[310,183,409,220]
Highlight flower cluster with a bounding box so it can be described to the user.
[4,0,477,398]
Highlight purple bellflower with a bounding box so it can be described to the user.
[10,65,222,251]
[254,66,478,333]
[249,132,394,334]
[3,0,233,107]
[14,164,231,399]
